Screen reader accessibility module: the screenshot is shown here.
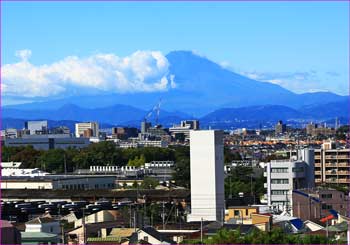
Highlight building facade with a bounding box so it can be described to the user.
[275,120,286,135]
[169,120,200,141]
[25,120,48,135]
[292,188,349,221]
[264,148,315,213]
[75,122,99,138]
[1,175,116,190]
[188,130,225,222]
[314,142,350,186]
[4,135,90,150]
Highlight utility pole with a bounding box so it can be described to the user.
[162,201,165,230]
[82,208,86,244]
[134,210,136,232]
[200,217,203,243]
[64,154,67,175]
[61,222,65,244]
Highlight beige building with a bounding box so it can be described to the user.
[75,122,99,138]
[314,141,350,186]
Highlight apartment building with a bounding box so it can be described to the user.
[264,148,315,213]
[314,141,350,186]
[293,188,349,221]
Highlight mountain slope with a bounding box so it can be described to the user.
[3,50,347,116]
[200,105,306,123]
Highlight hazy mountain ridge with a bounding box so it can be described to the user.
[2,99,348,130]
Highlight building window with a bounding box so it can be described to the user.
[271,168,288,173]
[321,194,333,199]
[144,236,148,242]
[292,167,304,172]
[322,204,332,210]
[272,190,289,195]
[234,210,240,216]
[271,179,289,184]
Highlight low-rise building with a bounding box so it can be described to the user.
[4,135,90,150]
[225,206,259,224]
[74,210,120,228]
[292,188,349,221]
[1,175,116,190]
[0,220,22,244]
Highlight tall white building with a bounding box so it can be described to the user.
[264,148,314,213]
[75,122,99,138]
[188,130,225,222]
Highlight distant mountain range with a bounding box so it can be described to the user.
[3,99,348,130]
[3,50,348,129]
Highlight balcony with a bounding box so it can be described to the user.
[337,156,350,160]
[314,171,321,175]
[325,155,337,159]
[338,179,350,183]
[338,163,350,167]
[315,178,322,183]
[325,179,338,183]
[337,171,350,175]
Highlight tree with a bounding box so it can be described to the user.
[9,146,42,169]
[225,165,265,199]
[38,149,66,173]
[141,177,159,189]
[202,227,336,244]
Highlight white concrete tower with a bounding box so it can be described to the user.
[188,130,225,222]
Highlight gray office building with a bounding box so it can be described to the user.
[5,135,90,150]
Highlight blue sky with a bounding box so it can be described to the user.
[2,1,349,102]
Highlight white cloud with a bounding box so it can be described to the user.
[2,50,174,97]
[15,49,32,61]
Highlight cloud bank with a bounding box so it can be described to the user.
[2,50,175,97]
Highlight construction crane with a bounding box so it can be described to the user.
[143,99,162,125]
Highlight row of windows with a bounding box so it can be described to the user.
[320,194,332,199]
[271,168,288,173]
[271,179,289,184]
[272,190,289,195]
[61,183,114,190]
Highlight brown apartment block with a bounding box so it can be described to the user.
[292,188,349,221]
[314,141,350,186]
